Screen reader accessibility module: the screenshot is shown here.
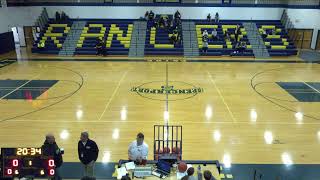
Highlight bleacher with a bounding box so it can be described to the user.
[32,22,72,54]
[75,20,133,55]
[195,21,254,56]
[256,21,297,56]
[31,19,298,57]
[145,16,184,56]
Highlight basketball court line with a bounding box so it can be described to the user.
[303,82,320,94]
[206,71,237,123]
[0,87,52,89]
[0,74,41,100]
[97,71,128,121]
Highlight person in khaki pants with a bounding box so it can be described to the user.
[78,132,99,178]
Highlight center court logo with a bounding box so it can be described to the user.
[131,81,204,101]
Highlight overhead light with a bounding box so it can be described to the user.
[295,112,303,122]
[60,130,69,140]
[250,109,257,122]
[223,153,232,168]
[164,128,169,141]
[213,130,221,142]
[76,109,83,120]
[164,111,169,122]
[120,107,127,121]
[281,152,293,166]
[205,105,213,120]
[102,151,111,164]
[264,131,273,144]
[317,131,320,141]
[112,128,120,140]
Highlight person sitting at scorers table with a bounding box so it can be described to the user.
[128,132,149,165]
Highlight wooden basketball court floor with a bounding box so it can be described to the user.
[0,59,320,166]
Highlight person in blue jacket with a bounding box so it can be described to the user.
[78,132,99,178]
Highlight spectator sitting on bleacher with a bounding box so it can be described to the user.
[235,24,241,42]
[37,41,45,50]
[271,29,276,35]
[145,11,149,20]
[235,41,247,55]
[207,14,211,22]
[158,16,165,28]
[211,29,218,41]
[215,12,220,23]
[167,19,174,32]
[55,11,61,23]
[224,30,230,41]
[261,29,267,39]
[164,17,169,28]
[202,30,209,37]
[96,39,104,56]
[174,10,181,20]
[170,32,178,45]
[176,26,182,43]
[149,11,155,20]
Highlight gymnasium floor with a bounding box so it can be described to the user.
[0,52,320,178]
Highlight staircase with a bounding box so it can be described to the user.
[59,21,86,57]
[243,22,270,59]
[182,21,199,57]
[129,21,147,57]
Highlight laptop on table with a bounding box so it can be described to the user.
[152,160,171,178]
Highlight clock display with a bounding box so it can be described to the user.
[16,148,42,156]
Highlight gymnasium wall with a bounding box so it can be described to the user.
[42,6,285,20]
[0,7,41,34]
[287,9,320,49]
[0,31,15,54]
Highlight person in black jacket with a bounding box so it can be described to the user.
[96,39,104,56]
[78,132,99,178]
[55,11,61,23]
[41,134,63,180]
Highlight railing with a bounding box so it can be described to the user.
[6,0,320,5]
[247,19,268,57]
[232,0,320,5]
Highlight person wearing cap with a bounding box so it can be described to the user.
[41,133,63,180]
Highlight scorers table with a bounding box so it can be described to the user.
[115,160,222,180]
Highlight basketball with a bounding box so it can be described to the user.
[163,147,171,153]
[156,148,163,154]
[178,162,188,173]
[155,149,163,160]
[172,147,181,154]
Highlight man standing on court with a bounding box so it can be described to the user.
[78,132,99,178]
[128,133,149,165]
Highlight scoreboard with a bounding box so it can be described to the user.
[1,148,55,178]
